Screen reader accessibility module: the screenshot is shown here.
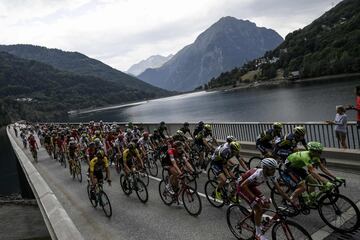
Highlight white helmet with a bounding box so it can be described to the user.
[261,158,278,169]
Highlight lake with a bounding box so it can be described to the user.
[70,79,359,123]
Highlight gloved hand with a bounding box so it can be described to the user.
[335,177,345,183]
[322,181,334,191]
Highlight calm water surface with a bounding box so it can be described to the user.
[70,79,359,123]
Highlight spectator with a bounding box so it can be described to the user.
[326,105,348,149]
[346,86,360,129]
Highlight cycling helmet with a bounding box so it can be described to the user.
[307,142,323,152]
[184,122,189,127]
[70,137,75,141]
[226,135,236,143]
[95,130,100,135]
[128,142,136,151]
[143,132,149,138]
[160,121,165,125]
[230,141,241,152]
[198,121,204,127]
[294,126,306,136]
[89,142,95,147]
[96,150,104,158]
[204,124,211,131]
[126,128,132,134]
[261,158,278,169]
[176,130,185,137]
[273,122,283,130]
[153,128,158,133]
[94,138,101,145]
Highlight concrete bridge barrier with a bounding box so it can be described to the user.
[6,126,84,240]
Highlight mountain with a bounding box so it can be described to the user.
[138,17,283,91]
[207,0,360,88]
[0,52,163,122]
[127,54,173,76]
[0,44,170,96]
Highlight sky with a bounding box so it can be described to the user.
[0,0,343,71]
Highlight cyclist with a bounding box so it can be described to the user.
[212,141,248,200]
[285,142,338,204]
[132,125,142,140]
[158,121,169,140]
[238,158,293,240]
[150,129,162,147]
[137,132,155,157]
[273,126,307,161]
[28,133,39,157]
[124,128,134,143]
[256,122,283,157]
[179,122,193,139]
[123,142,144,176]
[89,150,111,198]
[68,137,78,171]
[162,141,188,194]
[172,130,191,151]
[193,121,204,137]
[193,124,218,169]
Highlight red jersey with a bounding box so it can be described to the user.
[28,137,37,149]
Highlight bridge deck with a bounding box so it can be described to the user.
[8,131,360,240]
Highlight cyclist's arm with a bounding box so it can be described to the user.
[169,154,182,175]
[308,165,327,183]
[273,180,292,203]
[318,161,336,179]
[135,151,144,168]
[240,179,256,200]
[224,162,235,179]
[202,138,212,150]
[236,155,249,171]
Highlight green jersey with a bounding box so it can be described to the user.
[287,151,320,168]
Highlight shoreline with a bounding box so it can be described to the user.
[208,72,360,92]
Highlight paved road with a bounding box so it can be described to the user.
[11,132,360,240]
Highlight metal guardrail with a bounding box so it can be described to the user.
[210,122,360,150]
[37,121,359,149]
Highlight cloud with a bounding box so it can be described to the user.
[0,0,343,71]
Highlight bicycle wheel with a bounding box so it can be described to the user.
[158,180,173,206]
[226,204,254,240]
[115,159,122,174]
[272,219,312,240]
[162,167,170,181]
[147,159,159,177]
[204,180,225,208]
[120,174,132,195]
[207,166,216,181]
[76,162,82,183]
[139,169,150,186]
[248,156,262,169]
[318,193,360,233]
[87,184,98,207]
[182,186,202,216]
[135,179,149,203]
[99,191,112,218]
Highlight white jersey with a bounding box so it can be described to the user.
[246,168,276,186]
